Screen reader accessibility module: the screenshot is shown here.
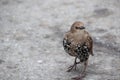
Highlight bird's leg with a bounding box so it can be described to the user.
[72,60,88,80]
[67,56,80,72]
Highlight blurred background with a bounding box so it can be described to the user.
[0,0,120,80]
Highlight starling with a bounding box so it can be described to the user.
[63,21,94,80]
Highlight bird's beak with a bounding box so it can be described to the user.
[79,26,85,29]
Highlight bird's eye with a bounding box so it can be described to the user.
[75,27,79,29]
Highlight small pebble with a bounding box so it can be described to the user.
[37,60,43,64]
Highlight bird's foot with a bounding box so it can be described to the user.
[72,77,82,80]
[72,73,86,80]
[67,64,77,72]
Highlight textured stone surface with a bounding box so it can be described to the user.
[0,0,120,80]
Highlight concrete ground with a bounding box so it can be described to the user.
[0,0,120,80]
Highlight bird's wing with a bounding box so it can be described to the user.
[63,34,71,53]
[63,37,68,48]
[86,35,94,56]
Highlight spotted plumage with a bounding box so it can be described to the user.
[63,21,93,80]
[63,39,90,62]
[63,38,71,53]
[75,43,89,62]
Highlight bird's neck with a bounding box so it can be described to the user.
[76,30,85,34]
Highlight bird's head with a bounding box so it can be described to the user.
[70,21,85,33]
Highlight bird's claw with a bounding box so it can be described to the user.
[72,73,86,80]
[72,77,82,80]
[67,65,74,72]
[67,64,77,72]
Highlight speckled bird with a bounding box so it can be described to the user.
[63,21,94,80]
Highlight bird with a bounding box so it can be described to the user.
[63,21,93,80]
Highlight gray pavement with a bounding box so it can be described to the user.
[0,0,120,80]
